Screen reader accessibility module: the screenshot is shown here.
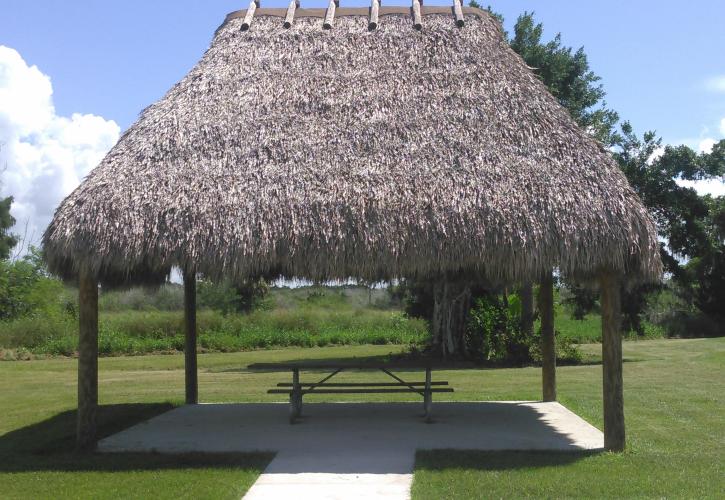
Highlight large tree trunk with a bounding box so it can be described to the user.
[520,282,534,337]
[431,278,472,359]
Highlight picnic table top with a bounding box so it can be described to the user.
[247,361,436,371]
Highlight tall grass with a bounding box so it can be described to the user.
[0,306,428,357]
[0,284,668,358]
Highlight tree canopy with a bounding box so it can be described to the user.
[0,196,17,260]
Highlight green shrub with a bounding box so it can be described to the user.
[198,278,269,314]
[466,294,582,366]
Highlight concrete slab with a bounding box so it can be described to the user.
[99,402,603,499]
[99,402,603,456]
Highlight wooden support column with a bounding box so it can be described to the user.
[412,0,423,30]
[453,0,465,27]
[368,0,381,31]
[184,270,198,405]
[539,272,556,402]
[77,267,98,451]
[601,272,625,451]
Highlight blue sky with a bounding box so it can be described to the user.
[1,0,724,251]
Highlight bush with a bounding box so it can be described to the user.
[465,294,582,365]
[99,284,184,312]
[0,256,71,321]
[198,278,270,314]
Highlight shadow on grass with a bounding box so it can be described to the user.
[0,403,273,473]
[415,449,599,472]
[231,353,642,375]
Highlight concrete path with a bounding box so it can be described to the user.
[99,402,603,499]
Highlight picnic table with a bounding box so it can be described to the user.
[248,361,454,424]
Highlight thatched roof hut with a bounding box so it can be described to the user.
[49,6,659,453]
[43,7,661,288]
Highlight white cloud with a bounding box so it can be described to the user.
[677,118,725,196]
[698,138,717,154]
[0,46,119,254]
[647,146,665,165]
[704,75,725,93]
[677,178,725,197]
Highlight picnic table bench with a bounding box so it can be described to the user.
[248,361,453,424]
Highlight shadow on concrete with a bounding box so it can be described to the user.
[93,402,603,474]
[0,403,174,455]
[0,403,273,473]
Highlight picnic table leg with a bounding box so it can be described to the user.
[424,367,432,422]
[290,368,302,424]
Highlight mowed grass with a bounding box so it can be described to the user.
[1,339,723,498]
[413,338,725,499]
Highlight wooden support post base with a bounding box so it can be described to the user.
[184,270,198,405]
[423,367,432,422]
[601,272,625,451]
[77,268,98,451]
[539,272,556,402]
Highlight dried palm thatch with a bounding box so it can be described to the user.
[43,7,662,287]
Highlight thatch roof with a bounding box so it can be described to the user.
[43,7,662,287]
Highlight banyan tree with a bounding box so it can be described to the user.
[43,4,662,452]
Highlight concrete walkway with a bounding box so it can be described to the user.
[99,402,603,499]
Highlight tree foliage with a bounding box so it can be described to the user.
[0,196,17,260]
[197,277,269,315]
[0,246,66,321]
[615,125,724,274]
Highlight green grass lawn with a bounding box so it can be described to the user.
[414,338,725,499]
[1,338,723,498]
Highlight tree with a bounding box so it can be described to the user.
[614,125,722,275]
[615,126,725,328]
[0,196,17,260]
[0,246,64,321]
[683,196,725,321]
[197,277,268,314]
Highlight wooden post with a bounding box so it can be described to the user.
[283,0,299,28]
[539,272,556,402]
[412,0,423,30]
[601,272,625,451]
[290,368,301,423]
[453,0,465,27]
[424,367,432,421]
[369,0,380,31]
[77,267,98,451]
[184,270,198,405]
[323,0,339,30]
[241,0,259,31]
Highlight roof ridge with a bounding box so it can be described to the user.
[222,6,491,33]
